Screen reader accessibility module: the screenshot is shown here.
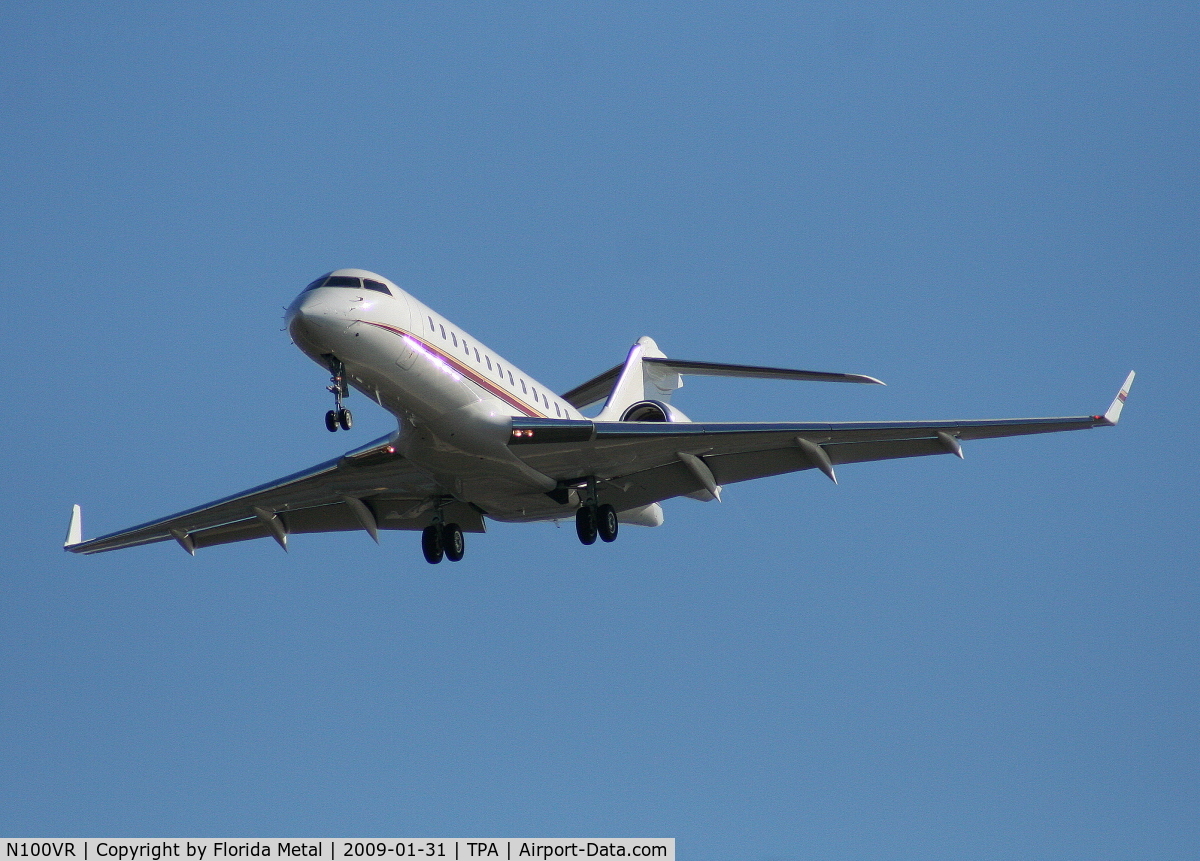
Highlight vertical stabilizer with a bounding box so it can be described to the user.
[595,337,683,421]
[595,340,648,421]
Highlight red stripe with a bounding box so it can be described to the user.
[359,320,547,418]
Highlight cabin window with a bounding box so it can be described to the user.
[485,356,492,370]
[440,325,446,339]
[521,379,527,394]
[554,403,561,417]
[428,317,435,330]
[452,333,458,347]
[474,348,481,362]
[531,386,538,401]
[508,371,514,384]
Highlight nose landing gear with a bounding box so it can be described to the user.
[325,410,352,432]
[323,356,353,432]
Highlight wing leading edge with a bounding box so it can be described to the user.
[513,372,1136,512]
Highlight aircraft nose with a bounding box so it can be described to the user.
[287,293,351,347]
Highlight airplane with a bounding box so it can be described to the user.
[64,268,1135,564]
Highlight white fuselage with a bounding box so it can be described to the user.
[285,269,581,522]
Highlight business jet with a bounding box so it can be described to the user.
[64,269,1134,564]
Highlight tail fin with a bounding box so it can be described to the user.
[594,337,678,421]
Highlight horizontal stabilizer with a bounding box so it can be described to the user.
[562,354,883,409]
[644,358,884,386]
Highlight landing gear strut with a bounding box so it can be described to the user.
[575,478,618,545]
[421,503,465,564]
[323,356,352,432]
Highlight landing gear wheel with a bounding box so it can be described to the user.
[325,410,339,432]
[421,524,444,564]
[576,506,597,545]
[442,523,465,562]
[597,504,618,543]
[337,408,353,430]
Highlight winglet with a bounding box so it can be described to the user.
[1101,371,1136,426]
[64,504,82,549]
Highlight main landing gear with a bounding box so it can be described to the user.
[421,504,465,564]
[323,356,352,432]
[575,478,618,546]
[576,503,618,544]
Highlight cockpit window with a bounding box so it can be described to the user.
[302,274,391,295]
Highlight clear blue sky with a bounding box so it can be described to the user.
[2,3,1196,858]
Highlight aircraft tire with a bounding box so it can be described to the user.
[597,504,618,543]
[443,523,465,561]
[576,506,597,545]
[325,410,339,432]
[338,408,353,430]
[421,524,444,564]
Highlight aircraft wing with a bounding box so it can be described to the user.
[64,433,485,556]
[517,372,1136,511]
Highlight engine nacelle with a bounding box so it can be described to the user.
[619,399,691,422]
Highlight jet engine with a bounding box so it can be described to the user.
[619,400,691,422]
